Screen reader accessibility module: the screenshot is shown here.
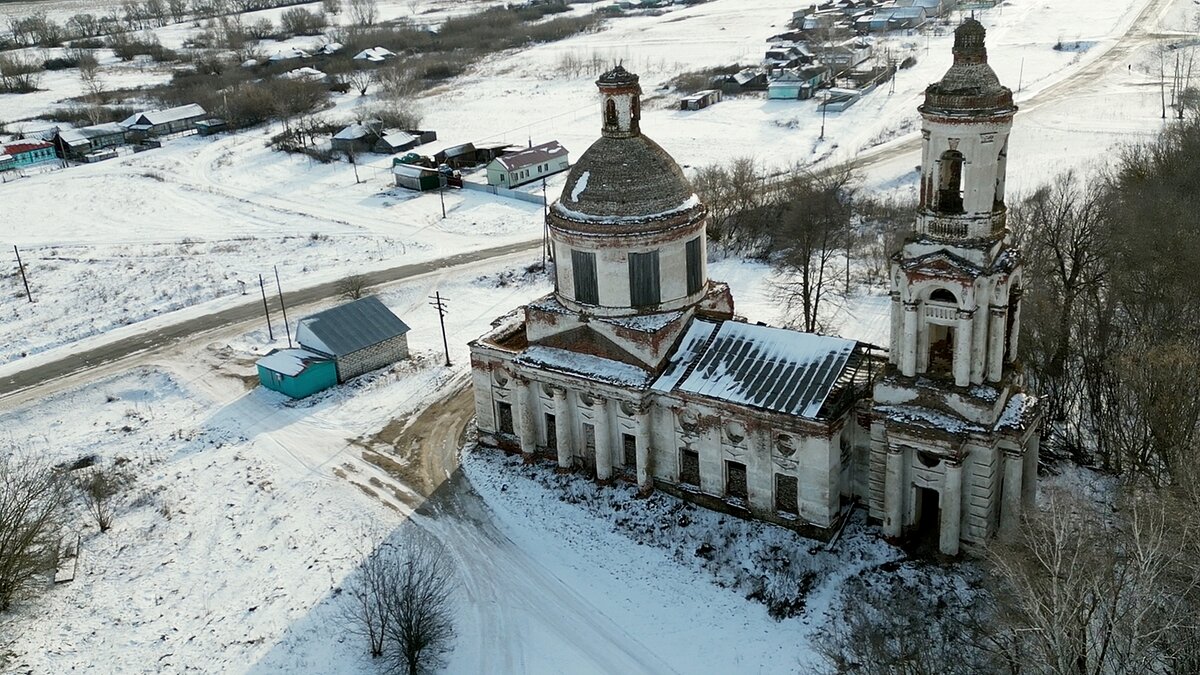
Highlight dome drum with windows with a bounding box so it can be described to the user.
[548,65,712,318]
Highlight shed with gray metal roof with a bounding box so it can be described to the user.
[296,296,411,382]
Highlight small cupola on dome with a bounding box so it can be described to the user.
[596,64,641,138]
[920,18,1015,118]
[550,66,704,235]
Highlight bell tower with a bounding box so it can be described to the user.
[870,19,1040,557]
[888,18,1022,388]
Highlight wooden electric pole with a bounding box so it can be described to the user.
[429,292,451,367]
[274,265,292,348]
[13,245,32,303]
[259,274,274,341]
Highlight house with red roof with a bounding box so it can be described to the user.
[2,140,58,169]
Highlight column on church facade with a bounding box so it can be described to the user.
[971,299,989,384]
[953,309,973,387]
[1000,448,1024,535]
[940,459,963,555]
[1006,293,1022,364]
[1022,433,1039,510]
[594,397,613,481]
[635,406,653,494]
[901,301,919,377]
[884,446,905,537]
[516,377,536,458]
[987,304,1006,382]
[552,387,572,469]
[889,292,902,365]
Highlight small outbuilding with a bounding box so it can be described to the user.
[296,296,411,382]
[679,89,722,110]
[256,348,337,399]
[434,142,477,169]
[393,161,445,191]
[332,120,384,153]
[486,141,569,188]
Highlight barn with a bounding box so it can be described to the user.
[256,349,338,399]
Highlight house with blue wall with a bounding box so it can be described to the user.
[256,348,337,399]
[2,141,57,168]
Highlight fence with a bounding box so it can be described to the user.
[461,180,548,206]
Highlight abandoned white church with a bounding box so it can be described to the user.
[470,19,1040,555]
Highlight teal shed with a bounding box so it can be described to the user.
[256,348,337,399]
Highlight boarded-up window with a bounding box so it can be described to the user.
[726,461,748,500]
[775,473,798,514]
[680,448,700,486]
[496,401,513,434]
[545,413,557,450]
[628,250,660,308]
[686,237,703,295]
[622,433,637,476]
[572,250,599,305]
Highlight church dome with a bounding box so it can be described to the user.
[920,19,1015,118]
[549,65,704,235]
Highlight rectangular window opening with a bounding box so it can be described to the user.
[686,237,703,295]
[679,448,700,486]
[496,401,514,434]
[775,473,798,514]
[726,461,748,501]
[622,433,637,477]
[545,413,557,450]
[571,250,599,305]
[629,250,661,308]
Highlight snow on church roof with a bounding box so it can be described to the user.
[514,346,653,388]
[653,319,856,420]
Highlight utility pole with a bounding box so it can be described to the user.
[13,245,32,303]
[1017,57,1024,92]
[439,180,446,219]
[274,265,292,348]
[259,274,274,341]
[820,92,829,140]
[429,292,451,367]
[542,178,549,268]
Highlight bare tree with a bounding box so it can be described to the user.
[346,69,377,96]
[0,453,67,612]
[78,470,117,533]
[338,274,369,300]
[344,528,457,675]
[348,0,378,27]
[0,54,43,94]
[762,167,857,333]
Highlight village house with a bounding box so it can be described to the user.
[712,68,769,93]
[121,104,207,138]
[486,141,570,188]
[257,348,338,399]
[374,129,437,154]
[856,5,928,32]
[332,120,384,153]
[471,22,1039,556]
[1,140,58,169]
[49,123,127,160]
[767,65,830,99]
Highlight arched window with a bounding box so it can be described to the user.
[929,288,957,304]
[605,99,618,128]
[937,149,965,214]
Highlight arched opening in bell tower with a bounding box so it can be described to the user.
[994,139,1009,210]
[1004,286,1021,363]
[605,99,618,128]
[927,324,955,377]
[937,149,965,214]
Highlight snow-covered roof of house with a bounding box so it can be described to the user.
[317,42,343,55]
[284,66,326,80]
[440,142,476,158]
[491,141,568,171]
[513,346,653,388]
[0,154,12,164]
[377,131,416,148]
[392,162,439,177]
[653,319,857,420]
[257,348,330,377]
[121,104,206,128]
[56,123,125,146]
[296,296,410,357]
[353,47,396,61]
[269,47,311,61]
[333,122,380,141]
